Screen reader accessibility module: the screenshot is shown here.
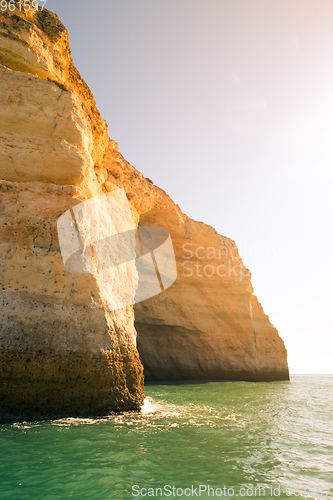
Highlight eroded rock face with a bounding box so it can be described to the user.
[134,216,289,382]
[0,7,144,418]
[0,5,288,417]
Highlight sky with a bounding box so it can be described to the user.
[45,0,333,374]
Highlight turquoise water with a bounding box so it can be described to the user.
[0,375,332,500]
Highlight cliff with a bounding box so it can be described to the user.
[0,5,289,418]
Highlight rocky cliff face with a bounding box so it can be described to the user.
[135,226,289,382]
[0,5,288,418]
[0,6,144,418]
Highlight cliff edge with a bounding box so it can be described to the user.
[0,4,289,418]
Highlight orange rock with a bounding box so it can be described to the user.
[0,6,288,418]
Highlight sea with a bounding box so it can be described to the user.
[0,375,332,500]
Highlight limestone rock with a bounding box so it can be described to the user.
[134,213,289,381]
[0,6,144,418]
[0,5,288,418]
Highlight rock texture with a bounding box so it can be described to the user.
[0,5,144,418]
[0,5,288,417]
[135,230,289,381]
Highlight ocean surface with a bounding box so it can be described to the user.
[0,375,332,500]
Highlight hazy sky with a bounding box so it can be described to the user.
[45,0,333,374]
